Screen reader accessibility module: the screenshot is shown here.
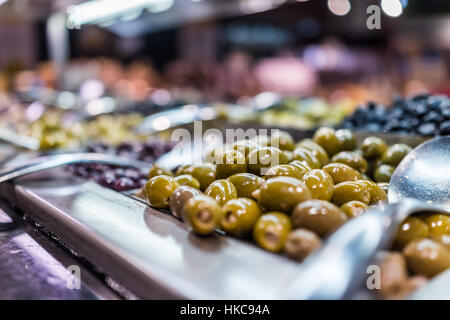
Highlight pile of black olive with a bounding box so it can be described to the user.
[341,94,450,136]
[67,140,173,191]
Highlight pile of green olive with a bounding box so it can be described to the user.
[142,126,449,296]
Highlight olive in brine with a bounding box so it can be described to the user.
[332,181,371,206]
[322,162,361,184]
[227,173,264,199]
[332,151,368,173]
[340,201,368,218]
[265,164,305,180]
[253,176,311,214]
[313,127,340,156]
[284,228,322,262]
[302,169,334,201]
[174,174,201,189]
[215,149,247,179]
[169,186,202,219]
[292,200,348,237]
[253,212,292,252]
[381,144,412,167]
[403,238,450,277]
[144,175,180,209]
[205,179,237,205]
[221,198,262,237]
[361,137,388,160]
[183,195,222,235]
[394,217,429,249]
[374,164,395,183]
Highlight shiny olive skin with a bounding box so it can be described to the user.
[169,186,202,219]
[253,176,311,213]
[313,127,340,156]
[231,140,258,157]
[181,163,216,191]
[270,130,295,151]
[216,149,247,179]
[361,137,388,160]
[174,174,201,189]
[252,135,270,147]
[292,147,321,169]
[374,164,395,183]
[394,217,429,249]
[331,151,368,173]
[253,212,292,252]
[227,173,264,199]
[205,179,238,205]
[302,169,334,201]
[292,199,348,237]
[221,198,262,237]
[289,160,312,178]
[340,201,368,219]
[423,214,450,237]
[332,181,371,206]
[144,175,180,209]
[381,144,412,167]
[357,180,387,204]
[284,228,322,262]
[403,238,450,277]
[148,165,173,179]
[296,139,329,167]
[282,150,294,162]
[265,164,305,180]
[322,162,361,184]
[183,195,222,235]
[247,147,289,176]
[335,129,356,152]
[377,182,389,194]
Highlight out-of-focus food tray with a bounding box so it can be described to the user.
[0,122,433,299]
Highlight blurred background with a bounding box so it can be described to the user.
[0,0,449,129]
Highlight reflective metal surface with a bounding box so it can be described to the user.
[389,136,450,212]
[0,128,40,151]
[0,153,150,184]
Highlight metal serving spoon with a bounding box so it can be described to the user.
[283,136,450,299]
[0,153,150,184]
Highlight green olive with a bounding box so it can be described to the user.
[394,217,429,249]
[169,186,202,219]
[183,195,222,235]
[253,212,292,252]
[144,175,180,209]
[231,139,259,157]
[292,147,321,169]
[289,160,312,177]
[340,201,368,218]
[227,173,264,199]
[313,127,340,156]
[147,165,173,179]
[215,149,247,179]
[269,130,295,151]
[332,181,371,206]
[377,182,389,194]
[302,169,334,201]
[284,228,322,262]
[381,144,412,167]
[335,129,356,151]
[221,198,262,237]
[403,238,450,277]
[322,162,361,184]
[357,180,387,204]
[292,199,348,237]
[423,214,450,237]
[174,174,201,189]
[205,179,237,205]
[374,164,395,183]
[296,139,329,167]
[282,150,294,162]
[332,151,368,173]
[181,163,216,191]
[361,137,388,160]
[253,176,311,213]
[247,147,289,176]
[265,164,305,180]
